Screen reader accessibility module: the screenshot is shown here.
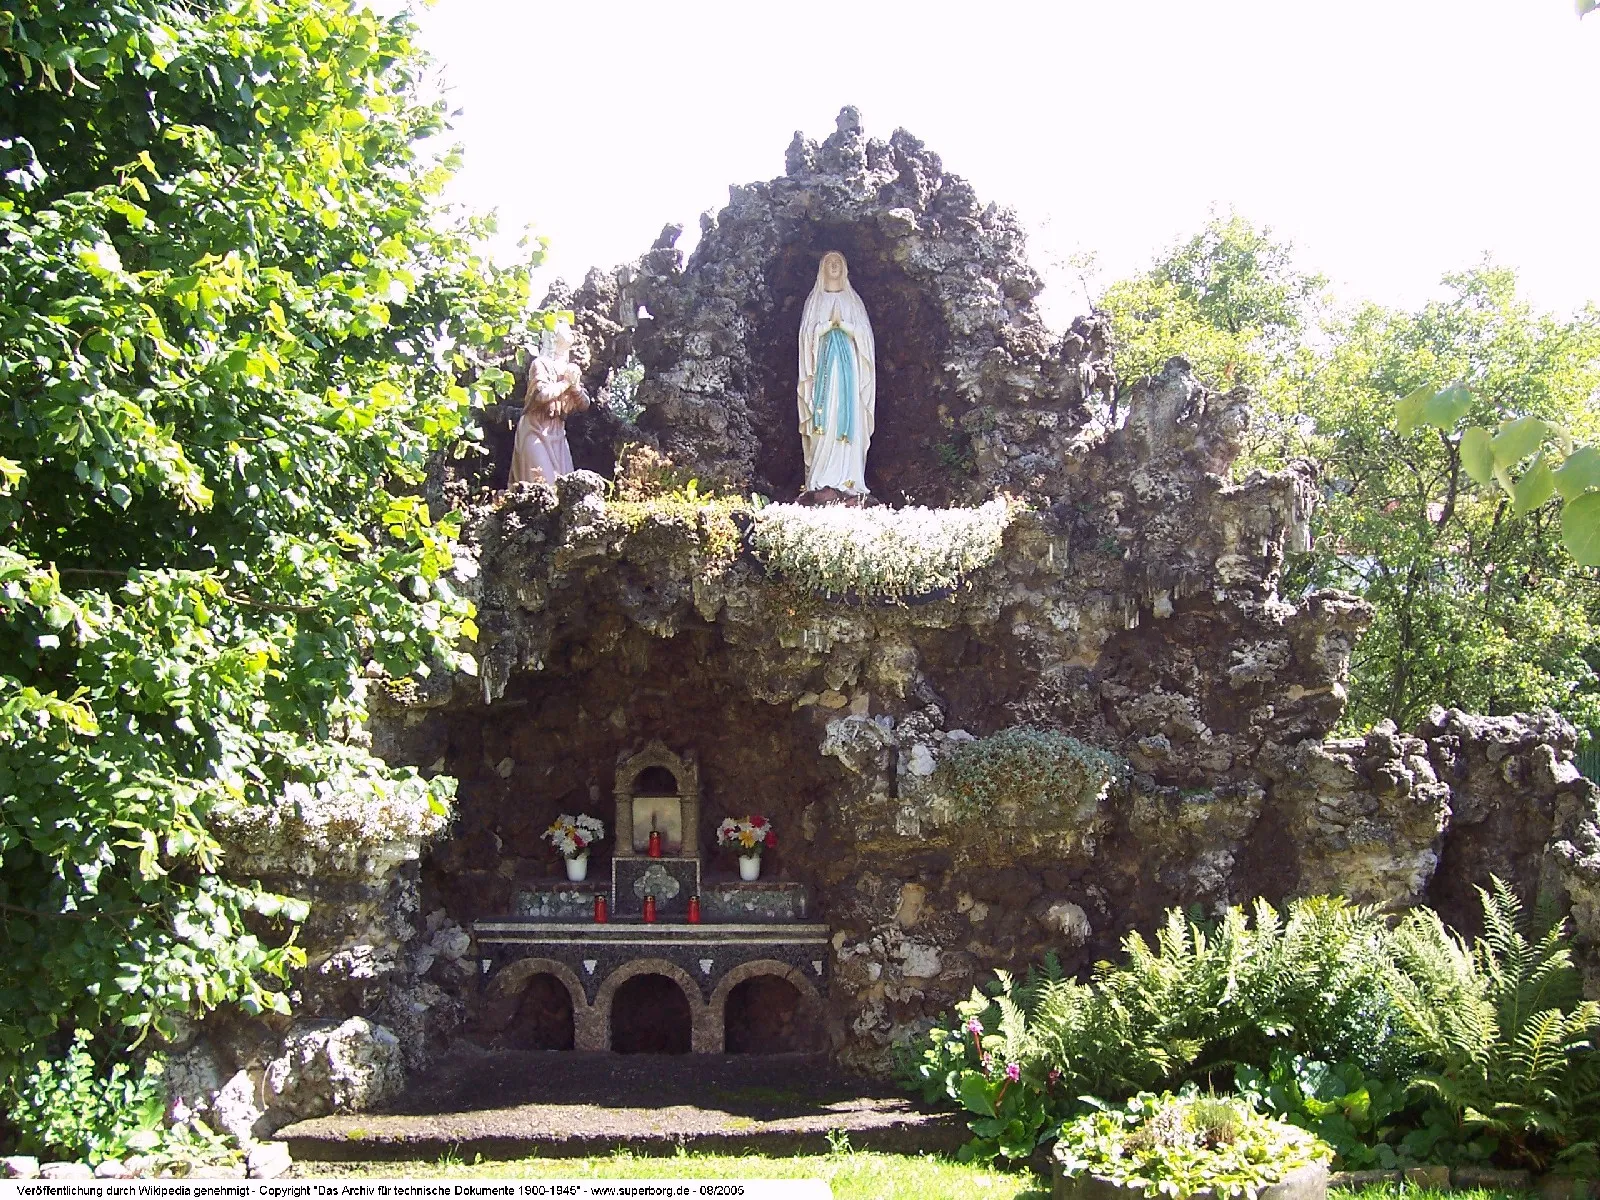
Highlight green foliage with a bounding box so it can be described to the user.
[1388,384,1600,566]
[747,497,1018,600]
[1099,215,1323,444]
[1107,216,1600,735]
[904,898,1406,1164]
[1236,1054,1412,1169]
[1053,1092,1331,1200]
[1269,267,1600,734]
[935,726,1125,818]
[1385,880,1600,1173]
[11,1031,166,1161]
[0,0,529,1153]
[910,882,1600,1175]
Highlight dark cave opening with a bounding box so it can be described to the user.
[420,626,848,921]
[746,223,958,506]
[635,765,679,795]
[724,975,824,1054]
[505,973,576,1051]
[610,973,692,1054]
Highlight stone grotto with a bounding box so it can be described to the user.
[167,106,1600,1140]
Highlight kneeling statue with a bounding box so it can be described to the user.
[510,319,590,487]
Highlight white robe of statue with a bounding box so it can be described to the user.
[510,321,589,487]
[797,251,875,496]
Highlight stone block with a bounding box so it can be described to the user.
[514,883,606,920]
[39,1163,94,1180]
[1,1157,40,1179]
[246,1143,293,1180]
[701,881,811,923]
[613,856,699,919]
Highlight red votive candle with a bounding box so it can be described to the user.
[687,896,701,924]
[643,895,656,923]
[648,830,662,858]
[594,894,608,923]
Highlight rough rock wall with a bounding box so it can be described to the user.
[359,109,1600,1079]
[352,362,1285,1069]
[546,106,1114,505]
[160,795,460,1140]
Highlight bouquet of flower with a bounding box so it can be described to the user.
[716,815,776,857]
[542,813,604,859]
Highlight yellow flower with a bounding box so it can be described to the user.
[739,830,757,848]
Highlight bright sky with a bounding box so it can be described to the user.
[406,0,1600,329]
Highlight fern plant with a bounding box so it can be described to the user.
[1385,877,1600,1173]
[1095,896,1407,1086]
[903,898,1407,1164]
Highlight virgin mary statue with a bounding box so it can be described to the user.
[797,251,875,497]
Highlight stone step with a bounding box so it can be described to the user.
[275,1049,965,1163]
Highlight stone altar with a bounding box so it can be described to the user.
[473,740,827,1054]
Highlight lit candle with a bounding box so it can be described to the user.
[643,894,656,923]
[687,896,701,924]
[648,829,662,858]
[594,894,608,923]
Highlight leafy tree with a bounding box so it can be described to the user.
[1099,214,1324,400]
[0,0,527,1152]
[1106,219,1600,736]
[1292,268,1600,733]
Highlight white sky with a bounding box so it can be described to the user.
[406,0,1600,329]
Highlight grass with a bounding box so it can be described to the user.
[298,1157,1542,1200]
[1332,1187,1532,1200]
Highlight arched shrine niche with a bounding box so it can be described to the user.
[614,740,700,858]
[747,226,953,506]
[507,973,575,1051]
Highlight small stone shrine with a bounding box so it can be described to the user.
[473,742,828,1054]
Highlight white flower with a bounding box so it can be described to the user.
[543,813,605,859]
[748,497,1018,599]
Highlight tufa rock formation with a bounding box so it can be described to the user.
[176,109,1600,1107]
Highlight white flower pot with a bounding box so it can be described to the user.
[565,852,589,882]
[739,853,761,882]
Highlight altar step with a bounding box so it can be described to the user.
[274,1049,964,1162]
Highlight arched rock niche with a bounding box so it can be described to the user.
[412,624,856,923]
[565,106,1112,504]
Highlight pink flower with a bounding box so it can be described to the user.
[965,1017,983,1036]
[1048,1067,1062,1087]
[1005,1062,1021,1082]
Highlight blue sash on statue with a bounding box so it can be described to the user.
[813,326,856,442]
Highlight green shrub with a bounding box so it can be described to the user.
[936,727,1126,817]
[904,897,1404,1164]
[908,880,1600,1175]
[1385,879,1600,1174]
[1236,1054,1413,1169]
[1053,1092,1331,1200]
[11,1033,166,1161]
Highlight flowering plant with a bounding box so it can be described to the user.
[716,815,776,857]
[747,496,1019,600]
[542,813,605,860]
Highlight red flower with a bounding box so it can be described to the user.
[751,815,767,827]
[764,831,777,848]
[574,835,587,848]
